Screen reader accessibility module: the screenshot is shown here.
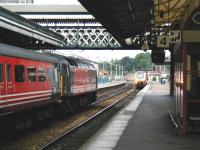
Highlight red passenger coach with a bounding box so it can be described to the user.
[2,58,53,108]
[0,43,61,115]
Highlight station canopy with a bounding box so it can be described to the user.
[78,0,194,49]
[0,6,65,49]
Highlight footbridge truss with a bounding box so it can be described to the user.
[23,14,121,49]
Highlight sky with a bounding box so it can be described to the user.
[55,50,152,62]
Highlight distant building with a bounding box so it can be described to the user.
[148,64,170,82]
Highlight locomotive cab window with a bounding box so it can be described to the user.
[90,64,95,69]
[27,67,36,82]
[82,62,89,68]
[0,64,3,82]
[38,68,46,82]
[15,65,25,82]
[67,59,78,66]
[48,68,54,81]
[77,62,84,68]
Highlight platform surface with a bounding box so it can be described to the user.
[97,81,126,89]
[80,83,200,150]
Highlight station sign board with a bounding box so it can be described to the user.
[157,31,181,48]
[170,30,181,43]
[157,35,169,48]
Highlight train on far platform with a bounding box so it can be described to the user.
[134,71,148,89]
[0,43,97,116]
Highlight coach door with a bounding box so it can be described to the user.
[5,57,14,95]
[0,56,6,106]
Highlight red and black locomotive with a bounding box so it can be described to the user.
[0,43,97,115]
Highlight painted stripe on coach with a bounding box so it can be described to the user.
[0,90,52,98]
[0,97,51,108]
[0,93,52,103]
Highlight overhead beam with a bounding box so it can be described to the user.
[0,5,87,14]
[153,0,190,27]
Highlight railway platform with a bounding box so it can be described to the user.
[97,81,126,89]
[80,82,200,150]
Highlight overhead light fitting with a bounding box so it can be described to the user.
[141,40,149,51]
[125,37,133,45]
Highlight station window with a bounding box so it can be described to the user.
[0,64,3,82]
[15,65,25,82]
[27,67,36,82]
[7,64,11,82]
[38,68,46,82]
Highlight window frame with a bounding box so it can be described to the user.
[38,68,46,82]
[15,65,25,82]
[27,66,36,82]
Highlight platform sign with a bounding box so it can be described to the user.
[169,31,181,43]
[157,31,181,48]
[157,35,169,48]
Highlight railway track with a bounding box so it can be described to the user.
[0,83,138,150]
[95,83,132,104]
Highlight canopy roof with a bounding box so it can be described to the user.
[78,0,198,49]
[0,6,65,49]
[79,0,153,48]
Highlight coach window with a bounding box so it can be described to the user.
[15,65,25,82]
[27,67,36,82]
[7,64,11,82]
[0,64,3,82]
[38,68,46,82]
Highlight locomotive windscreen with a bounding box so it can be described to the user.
[136,72,144,79]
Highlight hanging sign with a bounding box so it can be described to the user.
[157,35,169,48]
[170,31,181,43]
[157,31,181,48]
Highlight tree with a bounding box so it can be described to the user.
[97,52,152,74]
[119,56,135,72]
[134,52,152,70]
